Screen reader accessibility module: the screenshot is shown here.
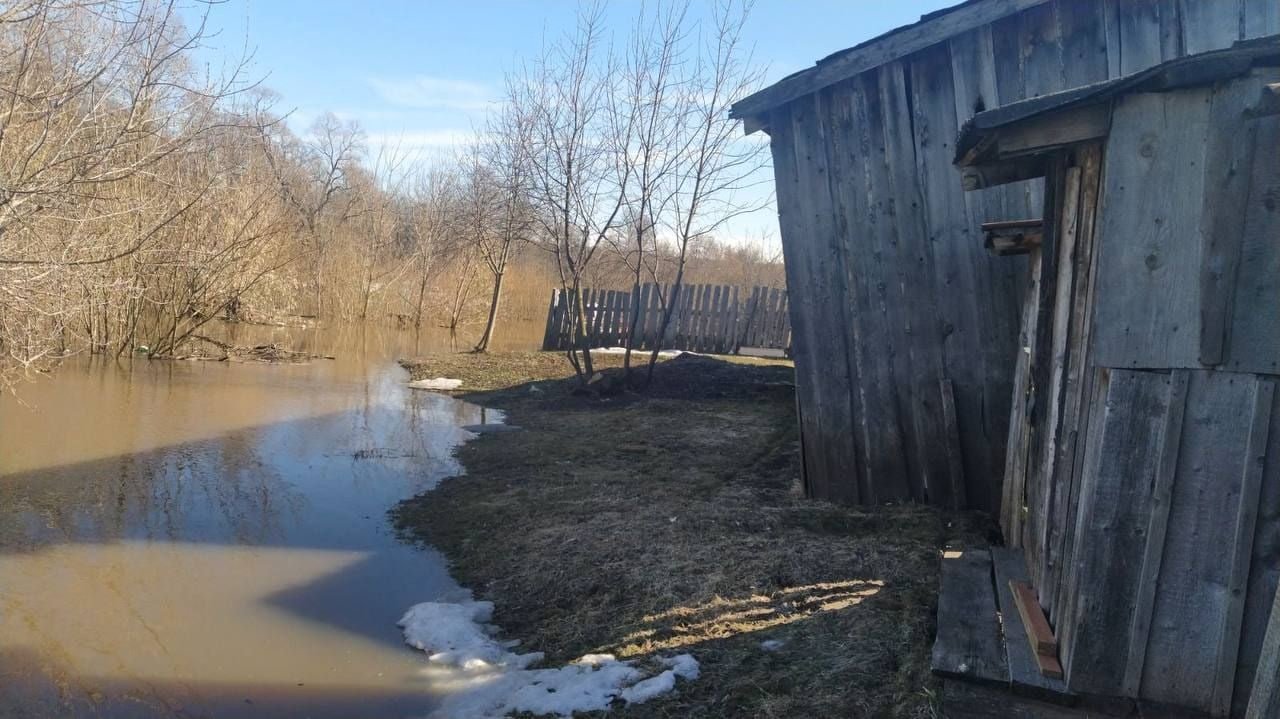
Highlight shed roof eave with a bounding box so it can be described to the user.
[729,0,1050,128]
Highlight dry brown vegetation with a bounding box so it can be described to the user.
[0,0,782,391]
[393,352,991,717]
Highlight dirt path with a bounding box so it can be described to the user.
[393,351,989,718]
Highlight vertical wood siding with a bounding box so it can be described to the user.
[768,0,1274,511]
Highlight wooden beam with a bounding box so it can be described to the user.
[730,0,1051,122]
[992,549,1070,697]
[996,103,1112,158]
[982,219,1044,256]
[961,156,1047,190]
[1009,580,1059,658]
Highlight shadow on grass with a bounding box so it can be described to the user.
[393,351,993,718]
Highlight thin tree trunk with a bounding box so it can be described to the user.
[474,270,504,352]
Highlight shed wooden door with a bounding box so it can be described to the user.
[1000,143,1105,624]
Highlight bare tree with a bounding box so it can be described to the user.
[641,0,769,385]
[513,4,634,381]
[0,0,263,383]
[472,100,534,353]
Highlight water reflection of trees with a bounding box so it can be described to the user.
[0,430,299,551]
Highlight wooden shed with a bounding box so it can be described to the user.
[932,38,1280,718]
[730,0,1280,513]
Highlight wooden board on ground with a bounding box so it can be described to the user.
[932,549,1007,684]
[992,548,1072,698]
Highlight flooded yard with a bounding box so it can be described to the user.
[0,323,530,718]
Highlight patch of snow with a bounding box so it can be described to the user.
[619,670,675,704]
[408,377,463,390]
[759,639,785,652]
[590,346,683,358]
[661,653,700,680]
[400,601,698,718]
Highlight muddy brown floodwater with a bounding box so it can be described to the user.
[0,322,540,718]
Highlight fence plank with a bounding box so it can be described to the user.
[542,283,791,355]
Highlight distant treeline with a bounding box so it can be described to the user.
[0,0,775,387]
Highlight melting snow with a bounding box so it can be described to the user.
[589,346,683,358]
[408,378,463,390]
[398,601,698,718]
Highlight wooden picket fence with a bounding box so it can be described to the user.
[541,282,790,355]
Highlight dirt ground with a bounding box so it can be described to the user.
[393,351,989,718]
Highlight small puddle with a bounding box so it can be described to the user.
[0,323,520,718]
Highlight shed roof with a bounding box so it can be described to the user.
[729,0,1051,124]
[954,36,1280,167]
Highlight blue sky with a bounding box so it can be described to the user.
[187,0,951,244]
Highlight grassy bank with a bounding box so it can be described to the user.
[393,351,987,718]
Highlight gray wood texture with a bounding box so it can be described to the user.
[730,0,1053,120]
[932,549,1008,683]
[1246,580,1280,719]
[1092,72,1280,376]
[755,0,1256,513]
[1059,369,1175,697]
[1091,88,1212,370]
[541,283,790,355]
[992,547,1071,698]
[1139,372,1270,713]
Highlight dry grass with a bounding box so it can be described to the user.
[392,351,989,718]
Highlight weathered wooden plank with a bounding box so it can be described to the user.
[1019,2,1065,99]
[950,23,1026,515]
[770,99,861,504]
[910,43,984,511]
[942,679,1084,719]
[999,245,1043,546]
[1109,0,1169,76]
[939,379,968,510]
[1243,0,1280,39]
[1246,580,1280,719]
[697,284,713,352]
[1226,93,1280,376]
[825,73,908,504]
[1235,381,1280,716]
[1199,76,1262,366]
[1039,143,1100,621]
[541,289,560,350]
[1092,88,1213,370]
[1140,371,1264,713]
[633,284,649,350]
[1121,370,1191,697]
[1034,164,1081,613]
[1056,0,1111,90]
[1060,369,1173,697]
[992,103,1112,159]
[741,286,759,347]
[1178,0,1243,56]
[993,548,1071,697]
[880,59,950,505]
[1212,379,1275,716]
[1022,155,1065,593]
[931,549,1008,683]
[1043,145,1103,629]
[730,0,1053,120]
[1009,580,1058,658]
